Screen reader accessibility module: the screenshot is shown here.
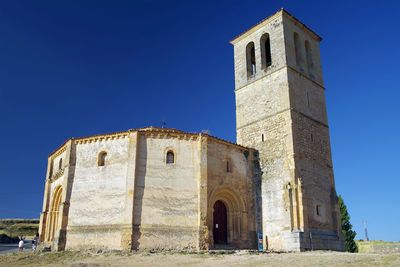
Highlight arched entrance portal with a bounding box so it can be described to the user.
[213,200,227,244]
[208,187,248,248]
[45,186,63,242]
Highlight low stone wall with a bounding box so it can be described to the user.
[357,241,400,253]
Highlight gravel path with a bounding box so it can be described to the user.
[0,240,33,255]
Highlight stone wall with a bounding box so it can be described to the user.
[285,20,344,249]
[39,128,260,251]
[282,14,323,85]
[66,135,131,250]
[357,241,400,253]
[232,9,345,251]
[206,139,257,249]
[234,20,298,249]
[232,12,286,90]
[132,133,200,250]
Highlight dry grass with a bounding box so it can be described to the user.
[0,250,399,267]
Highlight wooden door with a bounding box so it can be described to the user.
[213,200,227,244]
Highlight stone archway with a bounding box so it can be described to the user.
[208,187,248,248]
[45,186,63,242]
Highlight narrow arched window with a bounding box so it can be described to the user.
[305,40,313,74]
[246,42,256,78]
[316,204,321,216]
[58,158,62,170]
[98,151,107,166]
[226,160,232,173]
[260,33,272,69]
[166,151,174,164]
[49,159,54,177]
[294,32,302,66]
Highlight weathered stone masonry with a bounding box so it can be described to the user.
[39,8,345,252]
[39,128,258,251]
[231,9,345,251]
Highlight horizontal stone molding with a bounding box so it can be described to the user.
[75,133,129,145]
[50,127,251,159]
[133,224,198,235]
[237,107,291,130]
[234,66,288,92]
[67,224,132,233]
[291,109,329,128]
[234,65,325,93]
[237,107,329,131]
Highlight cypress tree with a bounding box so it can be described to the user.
[338,195,358,252]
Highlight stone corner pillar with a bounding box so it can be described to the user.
[197,134,209,250]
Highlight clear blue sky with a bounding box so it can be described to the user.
[0,0,399,242]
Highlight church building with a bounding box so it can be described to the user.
[39,9,345,252]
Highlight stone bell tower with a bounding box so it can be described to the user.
[231,9,345,251]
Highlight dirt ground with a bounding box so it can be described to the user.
[1,250,399,267]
